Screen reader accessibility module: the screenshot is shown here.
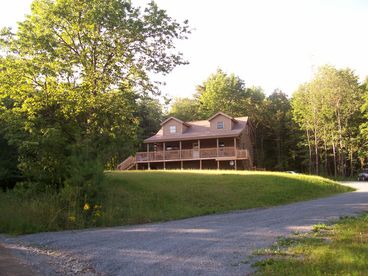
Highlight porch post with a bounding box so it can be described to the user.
[216,138,219,157]
[181,160,183,170]
[163,142,166,160]
[234,160,237,170]
[179,141,182,159]
[163,142,166,170]
[200,160,202,170]
[147,143,150,170]
[198,139,201,158]
[217,160,220,170]
[135,163,138,170]
[234,137,237,157]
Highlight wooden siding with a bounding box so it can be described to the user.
[162,118,187,135]
[209,114,233,131]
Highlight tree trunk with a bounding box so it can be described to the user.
[332,141,337,177]
[276,136,281,169]
[323,138,328,175]
[349,147,354,177]
[254,126,260,167]
[260,134,265,167]
[306,129,312,174]
[314,130,319,175]
[336,106,345,176]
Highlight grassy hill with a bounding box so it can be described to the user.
[103,171,352,224]
[0,170,353,234]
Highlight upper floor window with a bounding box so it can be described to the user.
[217,121,224,129]
[169,125,177,133]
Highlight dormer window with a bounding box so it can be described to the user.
[169,125,177,133]
[217,121,224,129]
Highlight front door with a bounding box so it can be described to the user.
[219,141,225,156]
[193,142,199,158]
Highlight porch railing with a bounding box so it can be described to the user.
[135,147,248,162]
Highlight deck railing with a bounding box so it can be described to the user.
[135,147,248,162]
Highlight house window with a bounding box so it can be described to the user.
[169,125,177,133]
[217,121,224,129]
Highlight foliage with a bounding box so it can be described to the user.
[136,96,164,142]
[61,144,105,224]
[196,68,261,117]
[255,213,368,275]
[168,97,203,121]
[261,90,301,170]
[292,65,365,176]
[0,129,21,190]
[359,78,368,166]
[0,170,352,235]
[165,65,366,174]
[167,69,300,171]
[0,0,188,189]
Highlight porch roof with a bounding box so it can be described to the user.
[144,116,248,143]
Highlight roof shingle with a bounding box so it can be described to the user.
[144,116,248,143]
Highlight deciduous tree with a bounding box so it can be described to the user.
[0,0,190,189]
[292,65,364,176]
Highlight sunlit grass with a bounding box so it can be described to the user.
[255,213,368,275]
[101,170,352,225]
[0,170,353,235]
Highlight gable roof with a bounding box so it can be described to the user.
[160,116,190,127]
[144,116,249,143]
[207,112,238,123]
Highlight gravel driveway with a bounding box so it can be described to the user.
[1,181,368,275]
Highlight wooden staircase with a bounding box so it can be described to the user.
[117,156,136,170]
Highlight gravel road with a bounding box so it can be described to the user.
[1,181,368,275]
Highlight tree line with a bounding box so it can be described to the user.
[169,69,300,172]
[168,67,368,176]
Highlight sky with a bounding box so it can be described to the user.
[1,0,368,98]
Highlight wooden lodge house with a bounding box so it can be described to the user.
[117,112,254,170]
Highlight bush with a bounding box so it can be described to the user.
[60,147,105,228]
[0,147,106,234]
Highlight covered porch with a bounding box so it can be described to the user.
[135,137,250,170]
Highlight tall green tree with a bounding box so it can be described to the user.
[168,97,203,121]
[292,83,315,173]
[189,69,298,170]
[137,96,164,142]
[262,90,297,170]
[197,69,249,117]
[292,65,364,176]
[359,78,368,169]
[0,0,190,189]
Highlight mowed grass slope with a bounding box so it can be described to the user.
[102,170,352,225]
[0,170,353,234]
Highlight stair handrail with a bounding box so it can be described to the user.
[117,155,136,170]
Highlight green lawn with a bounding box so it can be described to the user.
[255,213,368,275]
[0,170,353,234]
